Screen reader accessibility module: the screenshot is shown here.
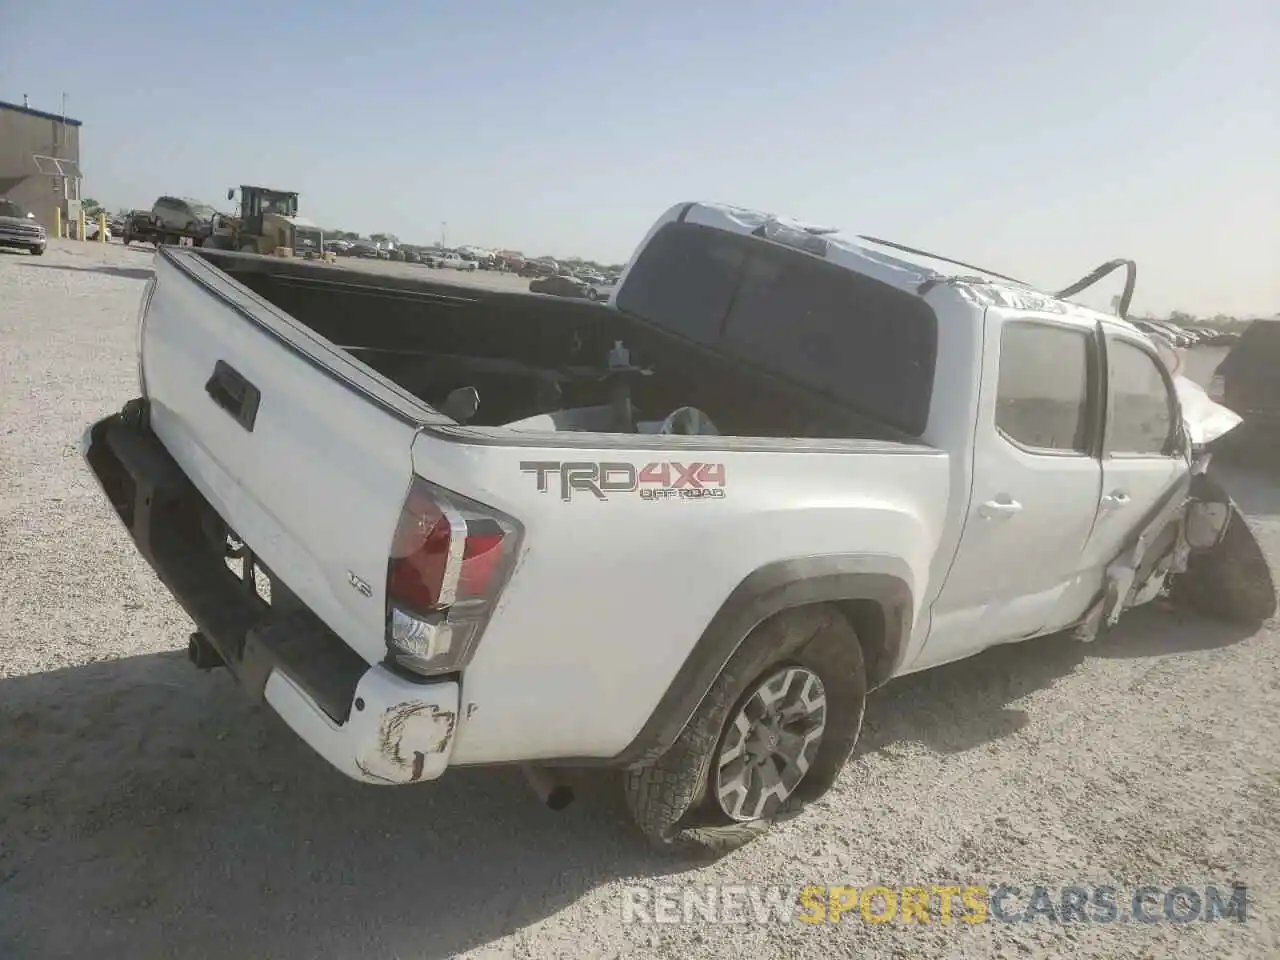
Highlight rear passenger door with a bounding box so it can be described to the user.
[1079,332,1184,570]
[920,315,1104,668]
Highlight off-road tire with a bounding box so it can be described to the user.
[624,604,866,857]
[30,245,44,256]
[1171,504,1276,626]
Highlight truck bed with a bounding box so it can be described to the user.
[195,249,912,443]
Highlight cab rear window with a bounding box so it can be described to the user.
[615,222,938,436]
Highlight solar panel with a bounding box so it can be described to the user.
[32,155,82,178]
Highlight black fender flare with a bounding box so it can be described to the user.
[608,555,915,767]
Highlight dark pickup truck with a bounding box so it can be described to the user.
[1210,320,1280,457]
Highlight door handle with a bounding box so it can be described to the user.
[979,497,1023,519]
[1101,491,1131,509]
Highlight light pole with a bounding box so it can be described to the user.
[441,221,448,247]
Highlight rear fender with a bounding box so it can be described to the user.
[610,554,915,767]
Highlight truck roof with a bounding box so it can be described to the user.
[678,201,1137,335]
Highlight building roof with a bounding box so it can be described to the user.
[0,99,83,127]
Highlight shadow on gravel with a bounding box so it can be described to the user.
[0,652,681,960]
[861,601,1262,757]
[860,630,1088,756]
[14,261,154,280]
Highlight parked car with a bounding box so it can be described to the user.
[1208,320,1280,440]
[586,277,618,301]
[1149,320,1196,347]
[1188,327,1240,346]
[1133,319,1192,349]
[121,210,159,246]
[519,259,558,278]
[529,274,590,298]
[425,250,477,271]
[0,197,46,255]
[151,196,218,240]
[82,201,1273,856]
[82,218,112,241]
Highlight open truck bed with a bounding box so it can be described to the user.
[196,248,913,443]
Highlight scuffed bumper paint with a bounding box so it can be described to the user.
[265,664,460,785]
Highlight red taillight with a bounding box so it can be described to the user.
[457,530,505,599]
[385,477,519,676]
[388,487,453,610]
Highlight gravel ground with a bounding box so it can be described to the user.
[2,241,1278,960]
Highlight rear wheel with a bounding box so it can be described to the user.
[624,604,866,856]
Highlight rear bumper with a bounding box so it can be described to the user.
[80,402,459,785]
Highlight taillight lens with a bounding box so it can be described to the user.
[385,477,519,676]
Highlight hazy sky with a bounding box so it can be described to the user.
[2,1,1275,315]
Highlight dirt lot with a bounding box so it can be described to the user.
[2,241,1278,960]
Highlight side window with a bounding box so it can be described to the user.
[996,322,1093,454]
[1106,338,1176,456]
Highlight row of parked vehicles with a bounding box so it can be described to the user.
[325,238,622,300]
[325,239,488,271]
[1131,317,1242,347]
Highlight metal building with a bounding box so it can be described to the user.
[0,96,83,231]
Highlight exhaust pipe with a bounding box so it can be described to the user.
[521,764,575,811]
[188,632,225,671]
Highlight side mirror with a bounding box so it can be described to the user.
[227,188,235,201]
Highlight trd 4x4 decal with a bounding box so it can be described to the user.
[520,461,727,502]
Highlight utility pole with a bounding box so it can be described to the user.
[441,221,448,247]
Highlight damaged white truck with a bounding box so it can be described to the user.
[83,201,1275,852]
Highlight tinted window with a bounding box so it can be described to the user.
[616,222,938,436]
[615,223,746,344]
[1221,320,1280,378]
[1106,339,1175,456]
[996,322,1092,453]
[720,246,937,435]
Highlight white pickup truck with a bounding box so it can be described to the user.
[83,202,1274,852]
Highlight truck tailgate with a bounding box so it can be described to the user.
[139,250,429,664]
